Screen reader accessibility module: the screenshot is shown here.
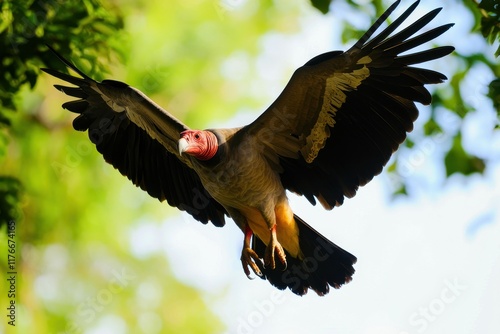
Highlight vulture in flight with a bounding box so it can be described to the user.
[43,0,454,296]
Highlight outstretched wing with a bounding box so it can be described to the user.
[241,0,454,209]
[42,47,227,226]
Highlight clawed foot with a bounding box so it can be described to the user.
[264,232,287,270]
[239,224,287,279]
[241,247,264,278]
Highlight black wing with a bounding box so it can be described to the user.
[242,0,454,209]
[42,47,227,226]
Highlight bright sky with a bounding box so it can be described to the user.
[127,1,500,333]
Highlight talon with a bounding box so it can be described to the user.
[264,241,287,270]
[240,225,264,278]
[281,259,288,272]
[264,225,287,270]
[241,247,263,278]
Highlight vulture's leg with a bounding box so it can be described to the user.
[228,208,263,278]
[240,225,263,278]
[261,204,287,270]
[264,224,287,270]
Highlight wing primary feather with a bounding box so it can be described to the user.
[361,0,420,51]
[404,67,448,84]
[352,0,402,49]
[395,46,455,65]
[374,7,443,51]
[41,68,86,86]
[53,85,88,98]
[73,114,92,131]
[385,24,455,55]
[62,100,89,113]
[44,44,92,80]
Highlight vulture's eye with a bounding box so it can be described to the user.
[195,133,200,140]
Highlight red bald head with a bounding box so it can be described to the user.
[178,130,218,161]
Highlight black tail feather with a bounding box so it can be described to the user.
[252,215,356,296]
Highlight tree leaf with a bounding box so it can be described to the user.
[310,0,332,14]
[0,176,22,230]
[476,0,500,57]
[488,78,500,114]
[424,117,443,136]
[444,135,486,177]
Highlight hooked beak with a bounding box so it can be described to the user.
[178,137,189,155]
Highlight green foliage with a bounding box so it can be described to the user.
[0,176,21,229]
[0,0,124,113]
[312,0,385,16]
[423,117,443,136]
[476,0,500,57]
[473,0,500,127]
[0,0,125,231]
[489,78,500,116]
[310,0,332,14]
[445,135,486,176]
[341,21,364,44]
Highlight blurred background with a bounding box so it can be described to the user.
[1,0,499,333]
